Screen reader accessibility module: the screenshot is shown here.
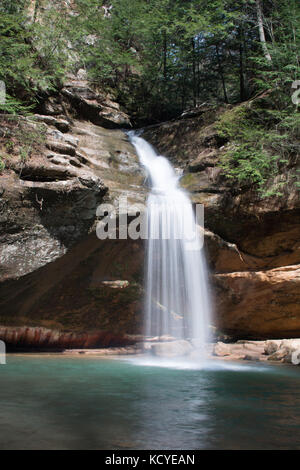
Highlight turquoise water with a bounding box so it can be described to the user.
[0,355,299,449]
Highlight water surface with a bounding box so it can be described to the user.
[0,355,299,449]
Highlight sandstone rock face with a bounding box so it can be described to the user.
[61,76,132,129]
[214,265,300,338]
[0,326,133,351]
[0,100,145,349]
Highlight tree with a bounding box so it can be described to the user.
[255,0,272,62]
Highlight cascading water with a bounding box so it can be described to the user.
[129,133,212,356]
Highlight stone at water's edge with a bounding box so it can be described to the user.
[212,339,300,365]
[0,326,134,351]
[150,340,194,358]
[213,342,231,357]
[265,339,300,364]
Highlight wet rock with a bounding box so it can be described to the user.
[213,342,231,357]
[151,340,194,358]
[204,229,262,274]
[243,354,260,361]
[46,130,79,148]
[180,167,225,194]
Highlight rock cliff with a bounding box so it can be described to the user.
[0,88,299,349]
[0,79,146,350]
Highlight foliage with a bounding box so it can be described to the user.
[0,116,46,166]
[217,98,300,196]
[0,0,299,195]
[0,0,74,114]
[0,155,5,172]
[70,0,300,124]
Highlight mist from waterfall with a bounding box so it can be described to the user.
[129,133,212,355]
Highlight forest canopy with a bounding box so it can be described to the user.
[0,0,299,194]
[0,0,299,122]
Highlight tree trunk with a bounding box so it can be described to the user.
[256,0,272,61]
[163,31,167,82]
[216,44,229,104]
[239,28,246,101]
[33,0,40,22]
[191,38,197,107]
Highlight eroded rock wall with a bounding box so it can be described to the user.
[0,93,299,347]
[0,82,146,349]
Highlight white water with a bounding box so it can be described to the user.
[129,133,212,355]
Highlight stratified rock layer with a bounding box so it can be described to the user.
[214,265,300,338]
[0,326,134,351]
[0,104,145,348]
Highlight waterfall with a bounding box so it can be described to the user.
[129,133,212,355]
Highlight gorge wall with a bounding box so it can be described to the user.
[0,75,146,350]
[0,81,299,349]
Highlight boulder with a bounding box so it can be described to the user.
[268,348,289,362]
[263,339,300,363]
[264,340,282,355]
